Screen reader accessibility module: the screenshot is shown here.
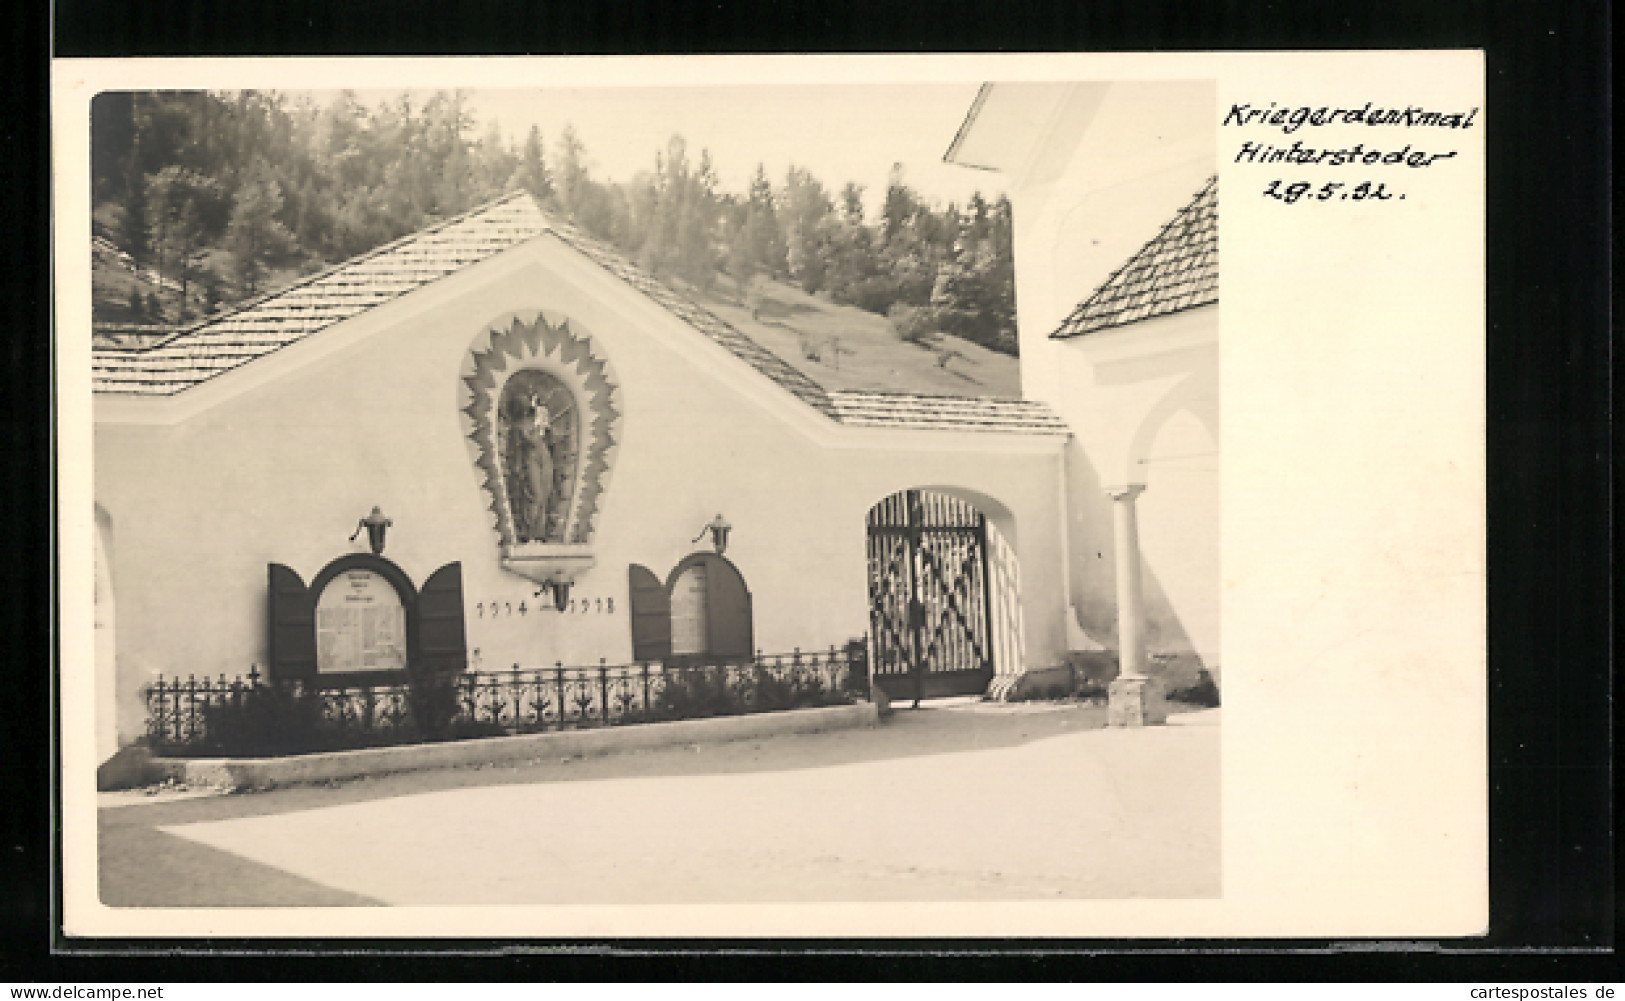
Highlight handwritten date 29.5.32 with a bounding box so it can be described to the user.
[1263,180,1399,203]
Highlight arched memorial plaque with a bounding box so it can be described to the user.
[269,553,462,687]
[316,567,408,675]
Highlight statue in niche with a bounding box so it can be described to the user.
[499,373,578,544]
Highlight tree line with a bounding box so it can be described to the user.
[91,90,1017,354]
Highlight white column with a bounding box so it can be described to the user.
[1107,484,1147,680]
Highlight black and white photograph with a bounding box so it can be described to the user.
[54,53,1484,939]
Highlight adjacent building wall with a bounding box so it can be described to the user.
[995,80,1220,680]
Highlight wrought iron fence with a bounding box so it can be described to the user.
[143,643,870,758]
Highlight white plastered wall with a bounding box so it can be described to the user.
[991,79,1220,672]
[94,237,1068,747]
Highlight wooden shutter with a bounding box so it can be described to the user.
[267,563,316,683]
[627,564,672,662]
[417,562,467,673]
[705,555,754,662]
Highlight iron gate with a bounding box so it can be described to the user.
[866,490,995,702]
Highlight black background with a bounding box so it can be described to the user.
[5,0,1612,981]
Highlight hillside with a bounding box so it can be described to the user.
[693,278,1022,398]
[92,92,1020,374]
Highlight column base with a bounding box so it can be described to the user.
[1108,676,1167,727]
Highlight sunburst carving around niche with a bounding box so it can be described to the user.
[461,311,622,585]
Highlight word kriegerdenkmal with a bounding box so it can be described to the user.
[1235,140,1457,168]
[1225,102,1479,134]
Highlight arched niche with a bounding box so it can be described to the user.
[461,311,622,587]
[497,369,582,545]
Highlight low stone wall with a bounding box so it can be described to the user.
[140,702,880,793]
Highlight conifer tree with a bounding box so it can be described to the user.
[724,163,787,301]
[781,165,832,293]
[881,162,916,244]
[553,125,591,221]
[143,166,227,321]
[224,157,293,296]
[840,182,865,225]
[512,125,554,202]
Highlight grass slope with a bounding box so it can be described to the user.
[695,278,1022,399]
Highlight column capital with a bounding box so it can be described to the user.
[1104,483,1146,502]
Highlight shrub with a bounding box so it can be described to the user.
[186,682,350,757]
[1007,681,1071,703]
[406,665,461,738]
[1072,678,1110,701]
[1166,667,1222,707]
[789,671,827,707]
[752,666,795,711]
[842,275,904,314]
[888,302,939,344]
[160,672,482,757]
[658,666,730,718]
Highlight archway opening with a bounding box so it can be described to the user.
[864,488,1023,703]
[94,504,119,762]
[1135,404,1220,694]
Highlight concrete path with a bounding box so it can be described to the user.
[100,702,1218,906]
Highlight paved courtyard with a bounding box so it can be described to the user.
[99,701,1219,906]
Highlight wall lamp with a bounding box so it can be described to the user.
[535,576,573,612]
[692,513,732,555]
[349,506,393,555]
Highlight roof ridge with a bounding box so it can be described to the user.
[828,388,1036,403]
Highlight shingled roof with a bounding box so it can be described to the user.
[1050,176,1217,339]
[91,191,838,414]
[93,195,549,397]
[827,391,1067,435]
[93,191,1064,436]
